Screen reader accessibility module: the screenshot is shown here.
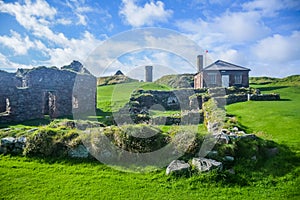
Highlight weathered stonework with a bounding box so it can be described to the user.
[131,89,207,112]
[0,61,96,123]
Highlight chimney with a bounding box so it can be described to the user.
[197,55,203,72]
[145,65,153,82]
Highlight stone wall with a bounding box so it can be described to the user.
[0,61,96,123]
[131,89,207,111]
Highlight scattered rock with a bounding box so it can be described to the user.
[206,150,218,159]
[214,133,230,144]
[1,137,16,146]
[0,136,26,155]
[166,160,190,175]
[232,127,239,132]
[223,156,234,162]
[68,145,89,158]
[15,136,27,149]
[192,158,223,172]
[240,134,258,140]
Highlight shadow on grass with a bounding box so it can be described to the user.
[0,116,52,128]
[0,108,113,129]
[278,98,292,101]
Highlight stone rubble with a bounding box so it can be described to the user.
[166,160,190,175]
[192,157,223,172]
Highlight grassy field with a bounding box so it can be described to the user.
[97,82,170,112]
[0,155,299,200]
[226,84,300,151]
[1,79,300,199]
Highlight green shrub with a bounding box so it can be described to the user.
[23,127,80,157]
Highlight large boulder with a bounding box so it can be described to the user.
[166,160,190,175]
[68,145,89,158]
[192,157,223,172]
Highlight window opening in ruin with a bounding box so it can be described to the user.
[22,78,27,87]
[43,91,56,117]
[0,98,11,116]
[6,98,10,114]
[73,95,79,108]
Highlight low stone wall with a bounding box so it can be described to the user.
[250,94,280,101]
[214,93,280,105]
[150,110,204,126]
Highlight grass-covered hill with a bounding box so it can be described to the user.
[250,75,300,86]
[155,73,194,89]
[97,74,139,86]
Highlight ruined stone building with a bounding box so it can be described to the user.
[0,61,96,123]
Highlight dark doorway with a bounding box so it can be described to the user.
[43,91,56,117]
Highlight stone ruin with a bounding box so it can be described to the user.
[0,61,96,123]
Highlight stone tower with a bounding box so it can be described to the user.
[145,65,153,82]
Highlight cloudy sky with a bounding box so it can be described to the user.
[0,0,299,79]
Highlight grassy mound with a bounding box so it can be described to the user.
[250,75,300,86]
[97,75,138,86]
[155,74,194,89]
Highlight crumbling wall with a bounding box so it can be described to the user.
[131,89,206,111]
[0,62,96,123]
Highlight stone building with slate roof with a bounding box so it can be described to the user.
[194,56,250,89]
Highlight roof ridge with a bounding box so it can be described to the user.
[203,60,250,71]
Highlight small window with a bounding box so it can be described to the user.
[208,73,217,84]
[0,98,11,115]
[72,96,79,108]
[234,74,242,84]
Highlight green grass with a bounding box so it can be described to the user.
[97,82,170,112]
[1,78,300,199]
[1,155,299,200]
[226,85,300,150]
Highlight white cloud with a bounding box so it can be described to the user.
[0,0,105,71]
[0,53,34,71]
[177,10,270,47]
[57,18,73,25]
[65,0,95,26]
[119,0,173,27]
[0,30,35,55]
[76,13,87,26]
[242,0,300,16]
[0,0,69,45]
[215,11,270,42]
[45,31,102,67]
[252,31,300,63]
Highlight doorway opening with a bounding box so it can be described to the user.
[222,75,229,87]
[43,91,56,117]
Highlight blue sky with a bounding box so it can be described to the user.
[0,0,299,79]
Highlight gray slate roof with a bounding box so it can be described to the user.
[204,60,250,71]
